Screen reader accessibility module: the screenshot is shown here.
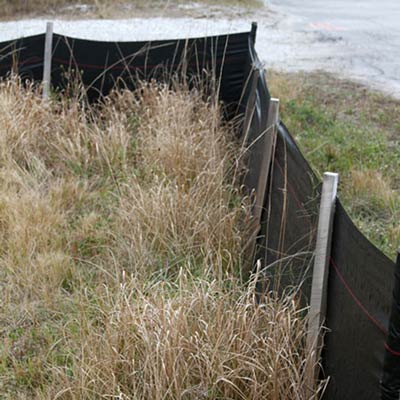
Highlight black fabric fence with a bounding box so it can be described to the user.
[0,24,399,399]
[323,201,395,399]
[0,34,45,81]
[242,28,398,398]
[381,251,400,399]
[256,121,320,302]
[1,30,252,118]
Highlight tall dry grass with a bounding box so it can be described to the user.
[0,76,323,399]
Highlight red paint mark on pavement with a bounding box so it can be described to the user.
[309,22,347,32]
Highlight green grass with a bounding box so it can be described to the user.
[268,70,400,258]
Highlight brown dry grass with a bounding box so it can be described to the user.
[0,76,323,399]
[0,0,263,19]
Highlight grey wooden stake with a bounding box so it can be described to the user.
[253,98,279,225]
[244,98,279,272]
[42,22,53,100]
[306,171,339,394]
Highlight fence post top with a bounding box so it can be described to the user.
[251,22,257,43]
[323,172,339,179]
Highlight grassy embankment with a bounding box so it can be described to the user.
[269,70,400,258]
[0,77,322,399]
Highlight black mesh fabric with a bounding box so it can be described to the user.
[50,32,250,108]
[0,31,251,115]
[323,200,395,399]
[257,122,321,301]
[381,252,400,399]
[0,34,45,81]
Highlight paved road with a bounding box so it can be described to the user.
[267,0,400,97]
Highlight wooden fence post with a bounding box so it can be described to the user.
[42,22,53,100]
[253,98,279,224]
[306,171,339,393]
[244,98,280,272]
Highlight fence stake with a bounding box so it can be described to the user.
[42,22,53,100]
[306,171,339,393]
[241,68,260,148]
[244,98,279,273]
[253,98,279,223]
[250,21,257,44]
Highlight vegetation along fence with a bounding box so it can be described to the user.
[1,22,399,399]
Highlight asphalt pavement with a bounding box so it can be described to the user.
[267,0,400,97]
